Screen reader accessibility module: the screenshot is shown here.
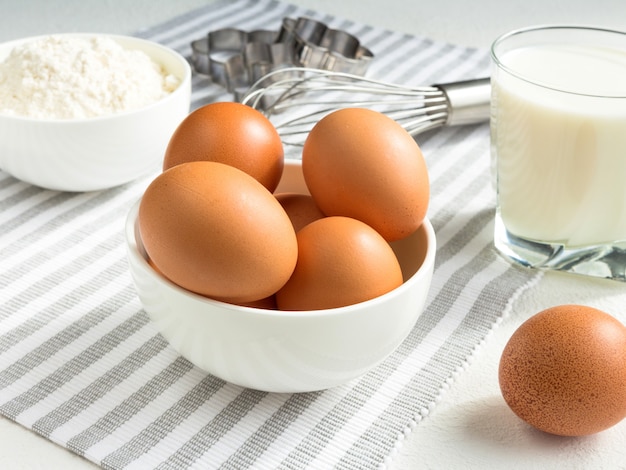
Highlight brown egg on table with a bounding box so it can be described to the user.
[499,304,626,436]
[162,101,284,192]
[138,160,297,304]
[274,192,325,232]
[302,107,430,241]
[276,216,404,311]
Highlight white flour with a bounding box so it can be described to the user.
[0,35,180,119]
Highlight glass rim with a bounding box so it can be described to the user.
[490,24,626,98]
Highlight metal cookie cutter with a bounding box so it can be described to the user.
[192,29,269,78]
[278,17,374,75]
[215,28,278,88]
[190,17,375,98]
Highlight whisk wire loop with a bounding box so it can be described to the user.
[240,67,490,147]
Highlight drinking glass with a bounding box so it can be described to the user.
[491,26,626,280]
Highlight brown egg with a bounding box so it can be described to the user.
[151,250,278,310]
[163,101,284,192]
[499,304,626,436]
[138,161,297,304]
[275,216,403,310]
[302,108,429,241]
[274,192,325,232]
[233,295,278,310]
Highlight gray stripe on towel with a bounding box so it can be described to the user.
[32,333,169,438]
[66,356,194,455]
[155,388,268,470]
[99,376,227,470]
[0,298,146,419]
[0,251,131,357]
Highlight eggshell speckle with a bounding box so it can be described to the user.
[162,102,284,192]
[138,161,297,304]
[499,304,626,436]
[302,108,429,241]
[276,216,403,310]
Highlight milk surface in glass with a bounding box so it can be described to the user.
[492,43,626,247]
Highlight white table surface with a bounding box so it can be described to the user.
[1,1,626,469]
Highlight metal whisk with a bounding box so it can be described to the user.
[240,67,491,147]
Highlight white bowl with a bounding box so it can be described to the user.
[125,160,436,393]
[0,34,191,192]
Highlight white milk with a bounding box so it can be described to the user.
[492,44,626,247]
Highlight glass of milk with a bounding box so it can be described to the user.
[491,26,626,280]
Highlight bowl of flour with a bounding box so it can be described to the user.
[0,33,191,191]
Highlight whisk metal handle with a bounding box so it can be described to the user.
[436,77,491,127]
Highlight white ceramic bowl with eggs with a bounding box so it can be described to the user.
[125,160,436,393]
[0,33,191,192]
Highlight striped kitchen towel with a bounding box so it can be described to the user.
[0,0,540,468]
